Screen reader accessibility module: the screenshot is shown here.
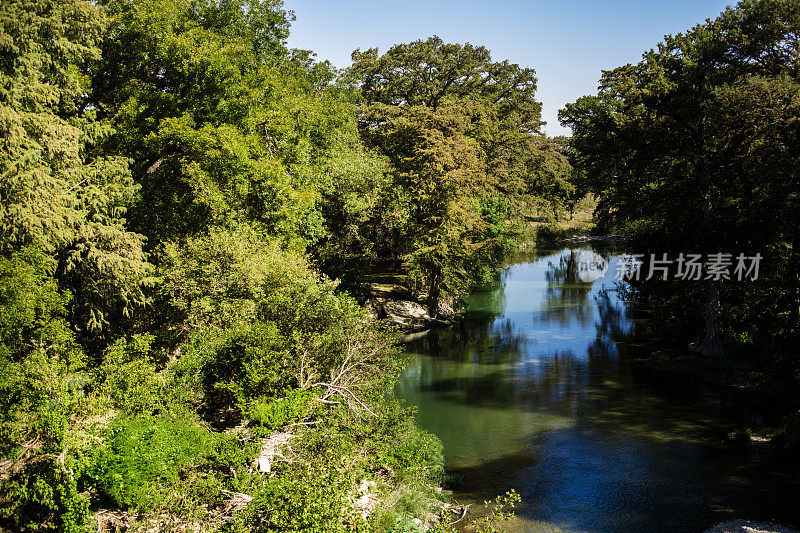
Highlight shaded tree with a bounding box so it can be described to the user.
[560,0,800,356]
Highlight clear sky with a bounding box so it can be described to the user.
[285,0,733,136]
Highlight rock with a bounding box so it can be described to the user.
[423,513,438,530]
[381,299,431,325]
[704,520,800,533]
[351,479,378,519]
[370,297,455,331]
[409,514,439,531]
[256,432,293,473]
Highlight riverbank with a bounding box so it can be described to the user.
[626,347,800,451]
[518,195,599,249]
[705,520,800,533]
[631,350,766,392]
[348,270,458,334]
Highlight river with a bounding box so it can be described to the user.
[395,247,800,532]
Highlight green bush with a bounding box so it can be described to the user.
[389,515,425,533]
[226,466,358,533]
[246,389,313,433]
[201,321,294,420]
[0,454,91,533]
[0,251,90,533]
[96,334,160,414]
[160,338,210,415]
[93,415,219,510]
[0,248,76,361]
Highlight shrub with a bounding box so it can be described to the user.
[0,350,91,532]
[245,389,313,433]
[93,415,219,510]
[201,321,294,422]
[226,466,359,533]
[0,248,75,361]
[96,334,160,414]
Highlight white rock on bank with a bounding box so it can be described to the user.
[705,520,800,533]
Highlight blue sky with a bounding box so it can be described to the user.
[285,0,733,136]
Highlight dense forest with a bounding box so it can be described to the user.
[0,0,575,531]
[3,0,800,531]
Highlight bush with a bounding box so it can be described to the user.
[226,466,359,533]
[246,389,313,433]
[201,321,294,422]
[96,334,160,414]
[0,454,91,533]
[93,415,220,510]
[0,248,75,361]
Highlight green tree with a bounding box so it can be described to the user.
[349,36,547,314]
[92,0,365,253]
[0,2,457,530]
[560,0,800,356]
[0,0,153,336]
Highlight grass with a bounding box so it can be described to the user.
[519,195,598,248]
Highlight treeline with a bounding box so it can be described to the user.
[561,0,800,414]
[0,0,572,531]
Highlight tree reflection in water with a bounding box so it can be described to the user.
[395,247,800,532]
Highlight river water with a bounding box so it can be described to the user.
[395,247,800,532]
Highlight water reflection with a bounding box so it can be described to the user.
[395,248,800,532]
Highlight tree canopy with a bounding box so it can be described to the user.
[348,36,566,313]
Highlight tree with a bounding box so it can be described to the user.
[0,0,152,337]
[560,0,800,356]
[349,36,545,314]
[0,2,453,531]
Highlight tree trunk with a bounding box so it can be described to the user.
[691,151,724,356]
[427,266,442,319]
[690,280,724,356]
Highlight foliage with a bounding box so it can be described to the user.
[0,248,75,361]
[95,334,159,414]
[201,321,293,421]
[474,490,521,533]
[92,415,220,510]
[0,344,91,531]
[0,0,573,531]
[560,0,800,360]
[0,0,154,337]
[348,36,569,314]
[0,249,90,531]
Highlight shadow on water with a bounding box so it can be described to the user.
[395,247,800,532]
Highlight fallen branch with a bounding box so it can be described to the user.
[450,503,471,525]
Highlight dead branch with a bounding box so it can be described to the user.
[450,503,471,525]
[297,319,393,419]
